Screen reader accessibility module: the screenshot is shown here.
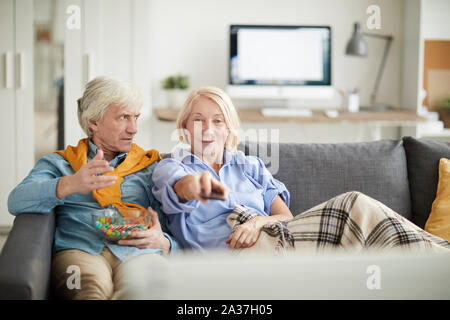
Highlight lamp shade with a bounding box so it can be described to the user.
[345,23,368,56]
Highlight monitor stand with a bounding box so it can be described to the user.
[261,108,313,117]
[261,98,289,108]
[261,99,313,117]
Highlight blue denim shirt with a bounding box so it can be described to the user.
[152,147,290,250]
[8,140,180,261]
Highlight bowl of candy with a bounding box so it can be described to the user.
[92,207,151,241]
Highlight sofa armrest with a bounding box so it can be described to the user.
[0,211,55,300]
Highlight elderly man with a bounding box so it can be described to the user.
[8,76,179,300]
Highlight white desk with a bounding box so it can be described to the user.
[141,108,434,153]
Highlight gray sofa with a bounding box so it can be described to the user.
[1,136,449,299]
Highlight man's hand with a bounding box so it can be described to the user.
[117,206,171,255]
[173,171,228,203]
[56,149,117,199]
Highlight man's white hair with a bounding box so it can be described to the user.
[77,76,143,137]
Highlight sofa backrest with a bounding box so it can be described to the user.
[239,140,412,220]
[402,136,450,228]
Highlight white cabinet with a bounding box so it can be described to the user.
[0,0,34,226]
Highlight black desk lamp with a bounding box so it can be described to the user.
[345,22,394,111]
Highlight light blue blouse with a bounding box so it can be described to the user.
[151,147,290,250]
[8,140,179,261]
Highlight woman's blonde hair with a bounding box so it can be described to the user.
[176,86,241,152]
[77,76,143,137]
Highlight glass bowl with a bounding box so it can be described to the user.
[92,207,151,241]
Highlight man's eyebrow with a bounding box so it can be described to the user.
[121,112,141,116]
[191,113,223,117]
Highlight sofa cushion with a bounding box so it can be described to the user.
[424,158,450,241]
[403,137,450,229]
[239,140,412,220]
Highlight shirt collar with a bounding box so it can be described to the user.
[87,139,128,162]
[172,144,236,166]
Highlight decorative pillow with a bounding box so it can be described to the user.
[402,137,450,228]
[425,158,450,241]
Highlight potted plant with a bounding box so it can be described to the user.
[161,74,190,108]
[438,95,450,128]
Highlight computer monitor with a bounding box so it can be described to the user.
[227,25,335,107]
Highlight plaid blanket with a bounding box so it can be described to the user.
[226,191,450,255]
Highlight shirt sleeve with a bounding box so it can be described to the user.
[244,155,290,214]
[163,232,181,253]
[151,158,200,214]
[7,155,65,216]
[146,167,182,253]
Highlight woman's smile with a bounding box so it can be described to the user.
[202,139,215,145]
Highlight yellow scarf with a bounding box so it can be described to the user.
[55,138,161,218]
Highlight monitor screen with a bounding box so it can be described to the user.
[229,25,331,86]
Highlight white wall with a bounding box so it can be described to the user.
[148,0,405,109]
[400,0,450,113]
[60,0,411,148]
[401,0,422,111]
[421,0,450,40]
[63,0,152,147]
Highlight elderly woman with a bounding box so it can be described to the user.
[152,86,450,253]
[8,76,178,300]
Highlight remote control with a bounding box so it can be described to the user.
[200,191,226,200]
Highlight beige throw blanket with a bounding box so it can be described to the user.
[226,191,450,255]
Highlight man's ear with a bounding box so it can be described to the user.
[88,120,99,134]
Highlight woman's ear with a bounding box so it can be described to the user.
[178,127,191,145]
[225,129,232,149]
